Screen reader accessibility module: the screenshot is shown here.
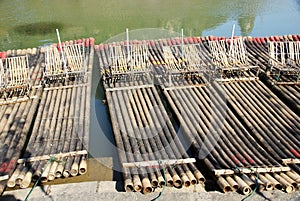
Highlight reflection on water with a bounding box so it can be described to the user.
[14,22,64,35]
[0,0,300,50]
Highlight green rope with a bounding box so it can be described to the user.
[241,171,259,201]
[234,167,259,201]
[152,160,167,201]
[24,155,56,201]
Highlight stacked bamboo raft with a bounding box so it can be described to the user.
[0,48,41,194]
[149,37,299,195]
[95,42,205,193]
[244,35,300,114]
[6,38,94,190]
[96,34,300,195]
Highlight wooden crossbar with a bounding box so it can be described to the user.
[105,84,154,92]
[213,166,291,176]
[0,95,38,105]
[123,158,196,168]
[215,77,258,82]
[163,83,208,91]
[282,158,300,165]
[44,83,88,91]
[0,175,9,181]
[17,150,88,163]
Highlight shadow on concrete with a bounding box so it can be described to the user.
[0,194,21,201]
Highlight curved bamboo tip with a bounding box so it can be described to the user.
[217,177,231,193]
[265,183,274,191]
[225,176,239,192]
[142,178,152,194]
[285,185,295,194]
[48,162,59,181]
[151,178,159,188]
[234,175,252,195]
[165,173,173,187]
[20,172,33,189]
[186,171,197,185]
[173,174,182,188]
[194,171,205,184]
[55,163,64,178]
[241,186,252,195]
[41,164,51,183]
[133,176,142,192]
[180,174,190,188]
[158,175,165,188]
[124,178,134,192]
[79,159,87,175]
[70,163,79,177]
[63,170,70,178]
[48,173,55,181]
[7,179,16,188]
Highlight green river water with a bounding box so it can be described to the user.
[1,0,300,51]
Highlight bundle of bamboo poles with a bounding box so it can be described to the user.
[96,42,205,194]
[243,36,300,115]
[145,37,300,194]
[6,38,93,189]
[0,48,42,194]
[96,35,300,195]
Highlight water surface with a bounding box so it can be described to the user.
[0,0,300,50]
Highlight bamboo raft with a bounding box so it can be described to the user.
[1,33,299,196]
[96,34,300,195]
[0,48,41,194]
[96,42,205,193]
[244,36,300,114]
[0,38,93,194]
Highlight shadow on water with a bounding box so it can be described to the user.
[13,22,64,35]
[89,53,123,183]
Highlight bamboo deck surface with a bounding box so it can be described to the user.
[0,39,93,194]
[96,35,300,194]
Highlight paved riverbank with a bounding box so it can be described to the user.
[1,181,300,201]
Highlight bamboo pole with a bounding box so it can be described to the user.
[62,82,78,178]
[32,86,58,181]
[113,87,149,192]
[55,85,72,178]
[122,85,162,187]
[79,45,93,175]
[40,86,63,182]
[144,84,204,184]
[47,86,67,181]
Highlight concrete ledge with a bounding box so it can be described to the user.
[1,181,300,201]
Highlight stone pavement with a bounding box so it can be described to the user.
[1,181,300,201]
